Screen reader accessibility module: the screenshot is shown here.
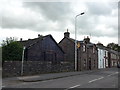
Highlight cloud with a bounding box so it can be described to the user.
[23,2,72,21]
[75,2,118,38]
[1,1,43,29]
[1,2,74,33]
[23,2,74,32]
[0,1,118,45]
[86,2,117,16]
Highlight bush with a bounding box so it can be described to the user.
[2,37,23,61]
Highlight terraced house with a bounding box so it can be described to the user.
[59,30,98,71]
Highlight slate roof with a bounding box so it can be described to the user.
[96,45,106,49]
[108,49,119,55]
[59,37,75,44]
[96,44,119,55]
[19,35,43,48]
[59,37,94,45]
[86,43,95,48]
[19,34,64,53]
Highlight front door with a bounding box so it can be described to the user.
[89,58,91,70]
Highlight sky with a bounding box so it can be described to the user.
[0,0,119,46]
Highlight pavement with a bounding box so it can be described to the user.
[19,70,98,82]
[3,70,95,82]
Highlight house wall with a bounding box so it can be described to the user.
[118,55,120,64]
[78,44,98,71]
[104,50,109,68]
[98,48,105,69]
[78,43,87,71]
[87,46,98,70]
[26,36,64,62]
[59,38,75,62]
[108,51,118,67]
[110,53,118,67]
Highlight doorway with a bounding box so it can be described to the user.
[89,58,91,70]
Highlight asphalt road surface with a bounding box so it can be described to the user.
[2,68,119,89]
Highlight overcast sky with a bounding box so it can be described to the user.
[0,0,119,46]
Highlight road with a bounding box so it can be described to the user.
[2,68,119,89]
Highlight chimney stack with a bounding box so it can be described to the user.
[20,38,22,41]
[64,29,70,38]
[84,36,90,44]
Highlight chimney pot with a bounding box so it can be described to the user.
[64,29,70,38]
[38,34,40,38]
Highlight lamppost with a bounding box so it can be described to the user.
[75,12,85,71]
[21,46,26,76]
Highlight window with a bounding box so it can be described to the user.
[93,47,95,53]
[83,45,86,52]
[106,51,108,57]
[84,59,86,67]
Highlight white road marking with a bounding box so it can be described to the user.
[65,84,81,90]
[88,77,104,83]
[107,72,118,77]
[69,84,81,88]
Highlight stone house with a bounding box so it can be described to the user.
[20,34,64,62]
[77,38,98,71]
[59,31,75,63]
[108,49,119,67]
[59,30,98,71]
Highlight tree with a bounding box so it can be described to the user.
[1,37,23,61]
[107,43,120,52]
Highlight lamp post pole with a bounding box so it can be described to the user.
[21,46,26,76]
[75,12,85,71]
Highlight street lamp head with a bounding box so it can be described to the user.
[76,12,85,17]
[80,12,85,15]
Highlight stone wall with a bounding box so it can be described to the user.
[2,61,74,77]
